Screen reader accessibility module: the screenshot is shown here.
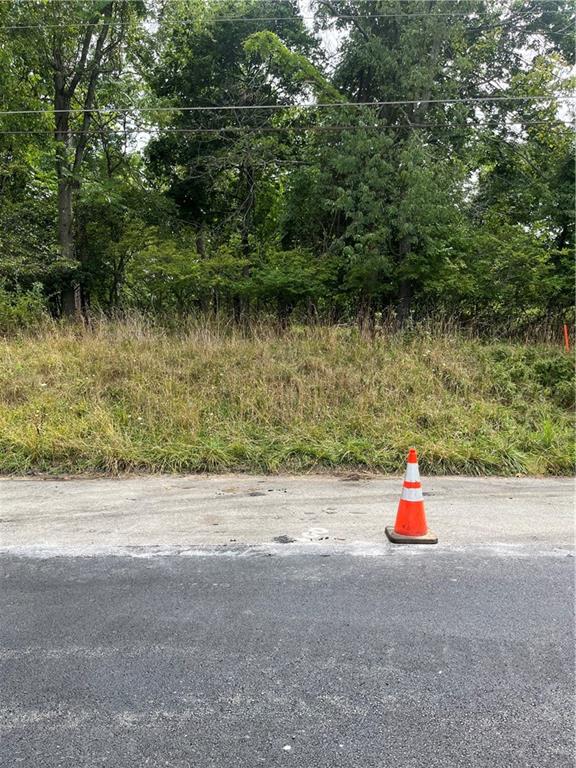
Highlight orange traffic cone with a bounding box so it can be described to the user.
[386,448,438,544]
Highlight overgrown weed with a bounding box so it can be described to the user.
[0,318,573,476]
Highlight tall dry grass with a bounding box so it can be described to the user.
[0,317,573,475]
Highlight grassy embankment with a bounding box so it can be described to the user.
[0,319,573,475]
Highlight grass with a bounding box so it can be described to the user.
[0,317,573,476]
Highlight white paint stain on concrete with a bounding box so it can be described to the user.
[0,474,572,555]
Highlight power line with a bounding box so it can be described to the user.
[0,10,542,28]
[0,119,569,136]
[0,95,572,117]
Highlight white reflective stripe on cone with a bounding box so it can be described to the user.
[401,486,424,502]
[404,462,420,483]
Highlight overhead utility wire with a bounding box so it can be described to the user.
[0,120,569,136]
[0,11,541,27]
[0,95,572,117]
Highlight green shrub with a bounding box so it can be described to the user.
[533,357,575,409]
[0,284,48,333]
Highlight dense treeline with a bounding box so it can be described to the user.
[0,0,574,330]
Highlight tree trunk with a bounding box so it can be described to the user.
[196,227,206,258]
[52,6,115,317]
[57,177,82,316]
[54,75,80,317]
[57,177,74,262]
[236,160,255,324]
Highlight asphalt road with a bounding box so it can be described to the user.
[0,476,574,767]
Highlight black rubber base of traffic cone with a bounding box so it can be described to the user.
[385,527,438,545]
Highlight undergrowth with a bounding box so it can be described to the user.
[0,319,573,476]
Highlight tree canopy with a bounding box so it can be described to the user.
[0,0,573,328]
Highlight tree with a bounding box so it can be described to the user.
[310,0,574,320]
[146,0,321,315]
[0,0,573,329]
[4,0,145,314]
